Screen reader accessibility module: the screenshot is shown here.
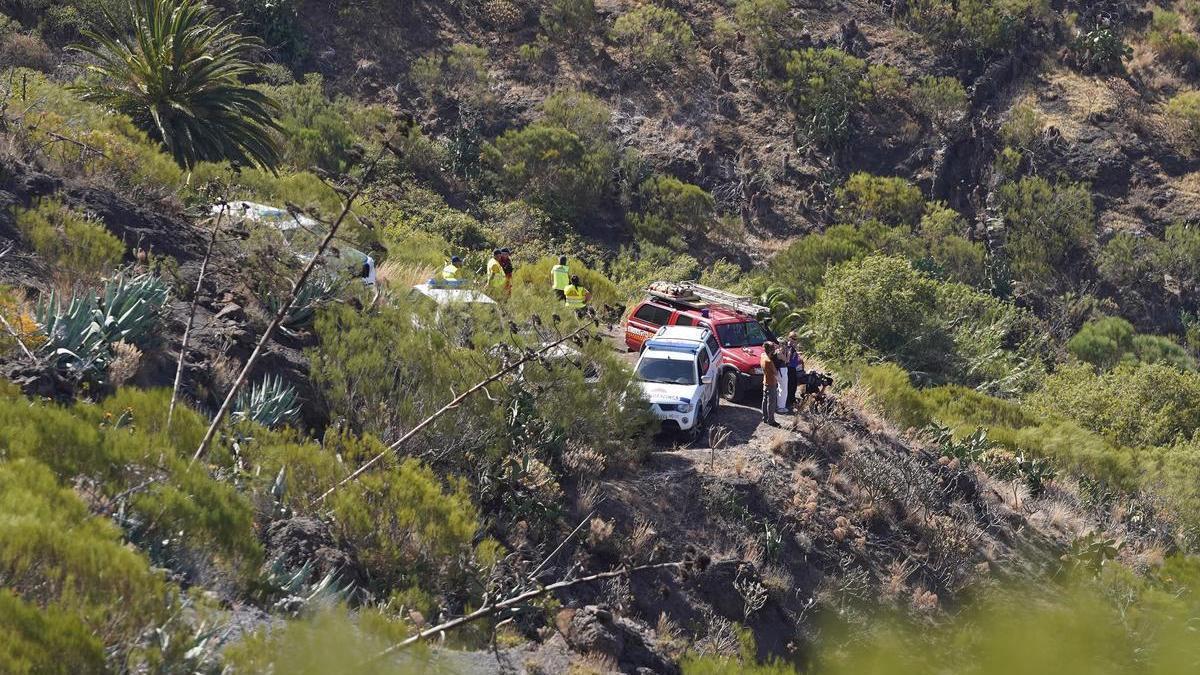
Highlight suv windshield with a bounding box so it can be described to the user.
[716,321,770,348]
[636,357,696,385]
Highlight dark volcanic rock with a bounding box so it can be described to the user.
[263,517,365,592]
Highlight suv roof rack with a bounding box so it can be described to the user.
[647,281,770,319]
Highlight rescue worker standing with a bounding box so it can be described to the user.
[563,275,591,310]
[441,255,462,287]
[760,342,779,427]
[487,249,504,289]
[499,248,514,295]
[551,255,570,300]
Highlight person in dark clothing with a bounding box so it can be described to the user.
[783,331,803,411]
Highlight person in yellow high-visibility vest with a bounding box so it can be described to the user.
[441,256,462,287]
[487,248,504,288]
[563,275,590,309]
[551,255,570,300]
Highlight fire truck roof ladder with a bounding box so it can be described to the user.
[647,281,770,318]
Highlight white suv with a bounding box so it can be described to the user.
[634,326,720,435]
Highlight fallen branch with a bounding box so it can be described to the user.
[365,561,683,663]
[167,205,226,431]
[527,510,595,582]
[190,125,407,466]
[309,323,592,506]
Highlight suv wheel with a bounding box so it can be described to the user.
[720,370,739,402]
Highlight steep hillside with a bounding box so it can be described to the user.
[2,0,1200,673]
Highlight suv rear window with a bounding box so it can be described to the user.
[674,314,696,326]
[633,303,672,327]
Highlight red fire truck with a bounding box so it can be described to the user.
[625,282,775,402]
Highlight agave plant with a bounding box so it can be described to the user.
[268,270,344,329]
[71,0,282,169]
[233,374,300,428]
[35,272,170,379]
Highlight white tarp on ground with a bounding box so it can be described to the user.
[411,283,498,306]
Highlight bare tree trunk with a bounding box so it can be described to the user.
[167,205,226,432]
[309,323,592,506]
[190,130,403,466]
[364,561,683,663]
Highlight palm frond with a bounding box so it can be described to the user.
[69,0,282,169]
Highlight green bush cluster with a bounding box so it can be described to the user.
[0,387,271,667]
[1148,9,1200,71]
[995,175,1094,294]
[1096,225,1200,322]
[410,43,493,112]
[903,0,1051,60]
[1165,90,1200,152]
[770,176,986,303]
[262,73,388,172]
[811,255,1044,391]
[14,198,124,280]
[782,47,870,149]
[540,0,595,41]
[910,75,968,129]
[608,4,695,73]
[835,173,926,227]
[483,122,613,222]
[1029,362,1200,449]
[1067,317,1195,372]
[733,0,798,70]
[629,174,716,249]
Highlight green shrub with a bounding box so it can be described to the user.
[995,175,1095,293]
[836,173,926,227]
[911,75,967,129]
[542,89,611,146]
[482,123,611,222]
[0,456,171,661]
[810,255,1043,390]
[733,0,798,68]
[783,48,870,149]
[372,184,489,253]
[14,198,124,279]
[608,242,700,300]
[999,99,1045,150]
[904,0,1050,58]
[1067,26,1131,74]
[1096,231,1164,290]
[629,174,715,249]
[608,4,695,72]
[0,589,104,675]
[263,73,388,172]
[1148,9,1200,71]
[540,0,595,41]
[235,0,305,64]
[1068,317,1196,371]
[410,42,493,111]
[1029,362,1200,448]
[223,608,417,675]
[766,222,910,306]
[1166,90,1200,152]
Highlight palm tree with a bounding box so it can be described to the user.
[71,0,282,169]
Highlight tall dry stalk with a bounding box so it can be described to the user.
[167,204,225,431]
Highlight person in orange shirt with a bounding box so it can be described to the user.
[760,342,779,426]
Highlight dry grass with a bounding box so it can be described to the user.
[586,517,615,549]
[628,519,657,558]
[1036,499,1087,537]
[759,563,793,595]
[375,261,438,292]
[107,341,143,386]
[576,480,603,514]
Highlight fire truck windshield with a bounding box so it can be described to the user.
[715,321,770,348]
